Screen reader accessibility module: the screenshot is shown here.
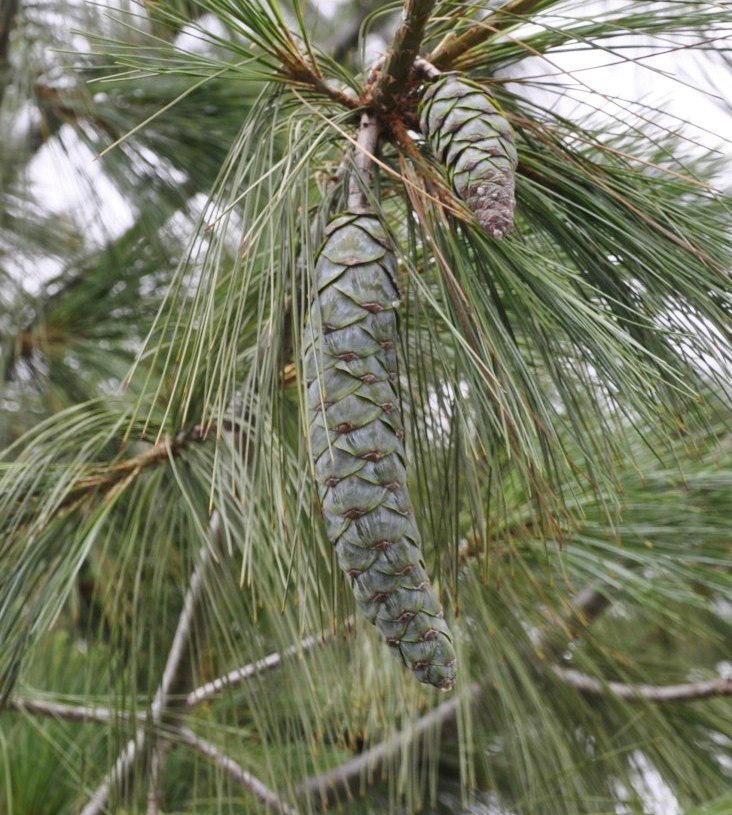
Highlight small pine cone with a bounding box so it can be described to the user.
[419,73,518,238]
[304,213,457,691]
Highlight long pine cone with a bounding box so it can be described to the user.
[304,213,457,690]
[419,73,518,238]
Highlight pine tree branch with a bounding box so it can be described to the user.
[74,512,299,814]
[10,425,210,531]
[174,725,299,815]
[348,111,382,211]
[146,744,167,815]
[80,524,217,815]
[186,619,354,707]
[298,585,611,810]
[4,575,614,815]
[3,698,297,814]
[7,621,357,716]
[186,648,297,707]
[372,0,436,112]
[80,734,145,815]
[429,0,547,69]
[281,53,359,109]
[550,667,732,703]
[7,697,140,723]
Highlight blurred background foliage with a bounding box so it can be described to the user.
[0,1,730,814]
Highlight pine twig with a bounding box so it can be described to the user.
[8,697,139,724]
[174,725,299,815]
[551,667,732,703]
[282,53,359,109]
[412,56,441,80]
[80,735,145,815]
[10,424,210,533]
[372,0,436,111]
[80,523,217,815]
[72,512,297,815]
[298,585,612,810]
[429,0,547,69]
[347,111,382,212]
[5,697,298,814]
[9,622,356,717]
[8,619,343,725]
[186,619,354,707]
[146,743,167,815]
[298,683,482,809]
[186,645,309,707]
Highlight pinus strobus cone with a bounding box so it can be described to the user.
[304,212,457,690]
[419,72,518,238]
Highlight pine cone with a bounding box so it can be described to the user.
[419,73,518,238]
[304,213,457,690]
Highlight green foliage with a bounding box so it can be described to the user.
[1,1,730,814]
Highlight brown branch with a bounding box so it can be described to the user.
[371,0,436,111]
[9,423,209,533]
[298,585,611,810]
[72,436,185,496]
[281,53,359,109]
[429,0,547,70]
[551,667,732,703]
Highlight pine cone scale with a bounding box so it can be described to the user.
[305,214,457,690]
[419,73,518,238]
